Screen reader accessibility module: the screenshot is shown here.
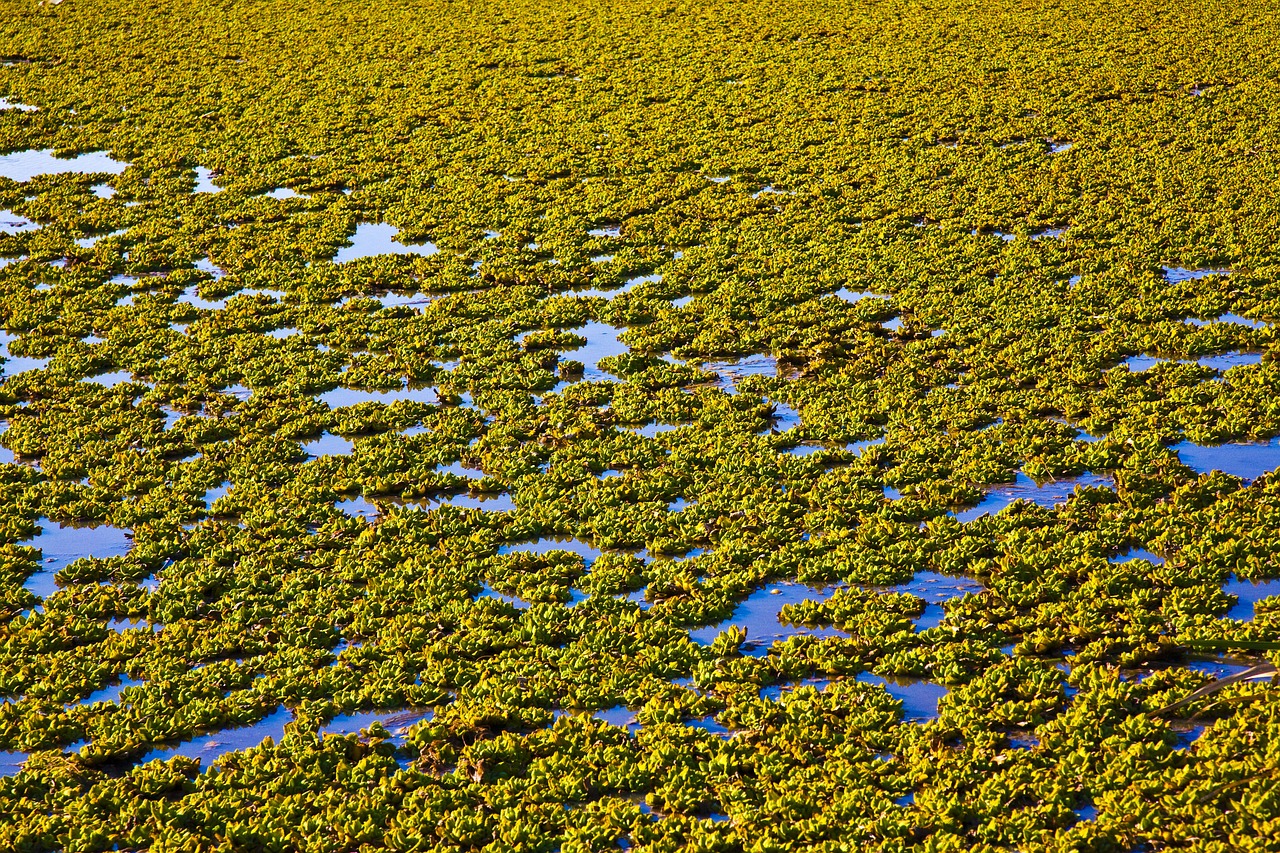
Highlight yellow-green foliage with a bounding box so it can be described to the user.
[0,0,1276,850]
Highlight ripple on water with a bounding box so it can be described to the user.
[951,472,1114,522]
[140,706,292,767]
[689,582,844,655]
[23,520,133,599]
[0,149,129,182]
[1174,437,1280,482]
[1125,350,1264,372]
[333,223,438,263]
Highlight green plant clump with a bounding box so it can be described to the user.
[0,0,1277,850]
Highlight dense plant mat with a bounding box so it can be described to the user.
[0,0,1278,849]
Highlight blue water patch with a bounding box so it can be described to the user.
[1109,548,1164,565]
[688,582,844,655]
[416,492,514,512]
[192,166,222,193]
[780,442,826,457]
[1163,266,1230,283]
[333,223,437,263]
[303,432,355,458]
[141,706,292,767]
[683,716,731,736]
[1124,352,1261,372]
[0,148,129,182]
[262,187,301,200]
[203,481,231,509]
[477,582,530,609]
[376,291,437,309]
[765,400,801,432]
[881,571,985,630]
[846,437,885,456]
[436,460,483,479]
[0,209,38,233]
[567,321,628,382]
[336,496,378,520]
[855,673,948,721]
[498,537,601,564]
[759,676,831,701]
[23,520,133,599]
[699,354,778,394]
[1222,576,1280,621]
[589,705,641,732]
[1185,658,1263,680]
[320,708,432,740]
[0,750,28,777]
[834,288,888,304]
[1171,725,1205,751]
[573,272,662,300]
[1174,437,1280,482]
[1185,313,1266,330]
[951,472,1114,523]
[318,384,438,408]
[66,675,145,708]
[625,422,683,438]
